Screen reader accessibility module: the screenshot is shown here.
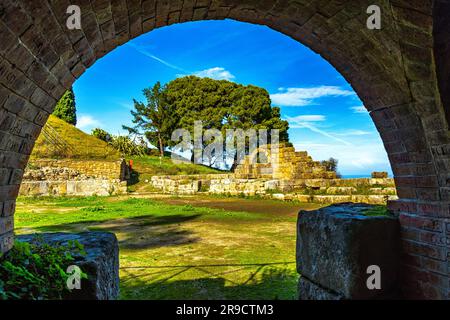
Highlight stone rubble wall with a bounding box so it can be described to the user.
[27,159,129,180]
[150,174,398,205]
[19,159,129,197]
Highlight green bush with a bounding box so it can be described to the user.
[92,128,112,143]
[109,136,148,157]
[0,238,87,300]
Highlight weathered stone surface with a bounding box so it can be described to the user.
[298,277,344,301]
[19,159,129,197]
[297,203,401,300]
[372,172,389,179]
[150,174,397,204]
[234,144,337,180]
[18,232,120,300]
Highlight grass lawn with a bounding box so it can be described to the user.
[15,195,323,300]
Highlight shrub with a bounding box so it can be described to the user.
[109,136,148,157]
[0,238,87,300]
[92,128,112,143]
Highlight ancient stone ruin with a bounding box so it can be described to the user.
[19,159,129,197]
[149,144,396,205]
[234,144,337,180]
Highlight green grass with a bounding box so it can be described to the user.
[15,195,317,300]
[362,205,392,217]
[31,115,120,160]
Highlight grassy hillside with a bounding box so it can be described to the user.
[31,115,120,160]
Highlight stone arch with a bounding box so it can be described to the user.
[0,0,448,299]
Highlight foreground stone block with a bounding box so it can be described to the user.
[297,203,400,300]
[298,277,344,300]
[18,232,119,300]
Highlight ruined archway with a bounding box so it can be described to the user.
[0,0,448,299]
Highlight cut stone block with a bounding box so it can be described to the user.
[18,232,119,300]
[297,203,400,300]
[298,277,344,300]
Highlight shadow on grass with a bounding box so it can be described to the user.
[17,214,202,250]
[120,263,298,300]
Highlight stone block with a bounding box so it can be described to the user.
[372,172,389,179]
[18,232,120,300]
[297,203,400,300]
[0,231,14,253]
[298,277,344,300]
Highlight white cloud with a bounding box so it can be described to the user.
[271,86,355,107]
[288,115,326,122]
[286,115,352,146]
[190,67,236,81]
[351,105,368,114]
[77,114,101,130]
[294,141,391,175]
[334,129,372,137]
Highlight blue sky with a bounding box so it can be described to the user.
[73,19,391,176]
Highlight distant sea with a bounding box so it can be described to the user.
[341,175,372,179]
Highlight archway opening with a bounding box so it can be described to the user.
[15,19,395,300]
[0,0,446,300]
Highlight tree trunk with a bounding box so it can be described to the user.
[158,133,164,159]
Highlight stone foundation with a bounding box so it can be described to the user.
[150,174,397,205]
[28,159,129,180]
[297,203,401,300]
[19,180,127,197]
[18,232,120,300]
[19,159,129,197]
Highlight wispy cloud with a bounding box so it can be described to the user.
[334,129,372,137]
[288,115,326,123]
[350,105,367,114]
[117,102,134,110]
[77,114,101,130]
[294,141,391,173]
[129,43,235,82]
[178,67,236,81]
[127,43,187,72]
[286,115,352,146]
[271,86,355,107]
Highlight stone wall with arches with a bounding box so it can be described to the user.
[0,0,448,299]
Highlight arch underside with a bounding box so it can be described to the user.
[0,0,449,299]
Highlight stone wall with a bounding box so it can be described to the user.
[234,145,337,180]
[150,174,398,205]
[19,159,129,196]
[28,159,128,180]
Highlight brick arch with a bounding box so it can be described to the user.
[0,0,448,299]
